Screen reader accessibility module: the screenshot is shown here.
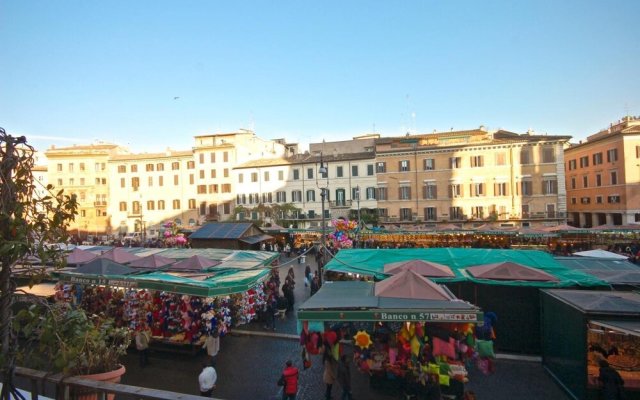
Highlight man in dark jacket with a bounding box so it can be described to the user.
[598,359,625,400]
[280,360,299,400]
[337,354,352,400]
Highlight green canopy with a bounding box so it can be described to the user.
[325,248,607,287]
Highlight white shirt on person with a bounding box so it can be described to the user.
[199,366,217,391]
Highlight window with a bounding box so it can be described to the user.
[159,176,163,186]
[210,152,215,163]
[198,170,204,179]
[293,169,300,180]
[335,189,346,206]
[306,190,316,202]
[366,187,376,200]
[278,170,284,180]
[376,162,386,173]
[69,178,74,186]
[189,174,194,185]
[157,163,164,171]
[336,166,343,177]
[596,174,602,187]
[148,176,153,186]
[581,197,591,204]
[568,160,576,170]
[471,183,485,197]
[424,158,435,170]
[470,155,484,168]
[79,163,85,171]
[276,191,287,203]
[264,171,270,182]
[209,184,218,193]
[580,156,589,168]
[399,208,412,221]
[424,207,437,221]
[611,171,618,185]
[131,164,138,173]
[197,185,207,194]
[57,178,62,186]
[593,153,603,165]
[146,163,154,172]
[199,153,204,164]
[521,204,529,218]
[495,182,508,196]
[495,153,506,166]
[80,178,85,185]
[188,199,196,209]
[596,196,603,204]
[251,172,258,182]
[583,176,588,188]
[120,178,125,188]
[119,202,127,211]
[520,148,531,165]
[172,199,180,209]
[223,151,229,162]
[377,187,388,201]
[174,175,179,185]
[570,177,576,189]
[132,201,141,214]
[450,157,461,169]
[292,190,302,202]
[352,187,360,201]
[351,165,359,177]
[367,164,374,176]
[607,195,620,203]
[131,177,140,189]
[398,160,410,172]
[306,168,314,179]
[238,173,244,183]
[171,162,179,170]
[471,206,484,219]
[147,200,155,210]
[423,183,437,199]
[542,147,556,163]
[211,169,217,179]
[543,179,558,195]
[449,184,462,198]
[118,165,126,173]
[221,184,231,193]
[224,168,229,177]
[450,207,463,220]
[607,149,618,162]
[158,200,165,210]
[377,208,388,218]
[571,197,577,205]
[399,186,411,200]
[520,180,533,196]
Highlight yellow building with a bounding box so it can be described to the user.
[44,143,129,240]
[565,116,640,227]
[375,128,571,229]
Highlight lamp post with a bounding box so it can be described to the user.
[356,185,361,248]
[317,154,329,283]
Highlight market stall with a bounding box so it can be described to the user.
[297,272,487,399]
[541,289,640,400]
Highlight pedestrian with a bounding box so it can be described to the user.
[279,359,299,400]
[304,265,311,287]
[310,272,320,296]
[202,331,220,364]
[598,359,625,400]
[337,354,352,400]
[322,346,338,400]
[264,295,276,331]
[135,325,150,368]
[198,361,217,397]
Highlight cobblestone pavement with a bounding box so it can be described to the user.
[119,251,571,400]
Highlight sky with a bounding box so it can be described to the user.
[2,1,640,155]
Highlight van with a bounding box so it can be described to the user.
[123,232,142,241]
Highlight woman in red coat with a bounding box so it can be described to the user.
[280,360,299,400]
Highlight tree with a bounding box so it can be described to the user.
[0,128,78,398]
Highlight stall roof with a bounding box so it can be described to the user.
[590,320,640,337]
[239,234,274,244]
[189,222,255,239]
[297,280,482,323]
[555,257,640,285]
[542,289,640,315]
[574,250,630,260]
[325,248,606,287]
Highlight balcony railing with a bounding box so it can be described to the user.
[93,201,107,207]
[329,200,352,208]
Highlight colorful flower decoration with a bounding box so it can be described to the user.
[328,218,359,249]
[353,330,373,350]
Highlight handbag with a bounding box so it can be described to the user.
[277,375,285,386]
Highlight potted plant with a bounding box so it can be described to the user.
[13,301,131,399]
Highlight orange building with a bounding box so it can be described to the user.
[565,116,640,227]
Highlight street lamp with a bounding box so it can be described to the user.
[317,153,329,283]
[355,185,361,248]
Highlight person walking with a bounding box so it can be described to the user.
[310,272,320,296]
[323,346,338,400]
[304,265,311,287]
[202,331,220,365]
[279,360,299,400]
[337,354,352,400]
[598,359,625,400]
[198,361,217,397]
[135,325,150,368]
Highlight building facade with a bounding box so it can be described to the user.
[564,116,640,227]
[375,128,571,229]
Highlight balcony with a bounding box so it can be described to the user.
[127,211,142,218]
[329,200,352,208]
[93,201,107,207]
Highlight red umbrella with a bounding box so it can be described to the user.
[383,259,454,277]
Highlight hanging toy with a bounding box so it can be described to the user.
[353,330,373,350]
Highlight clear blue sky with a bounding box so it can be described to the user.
[2,1,639,154]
